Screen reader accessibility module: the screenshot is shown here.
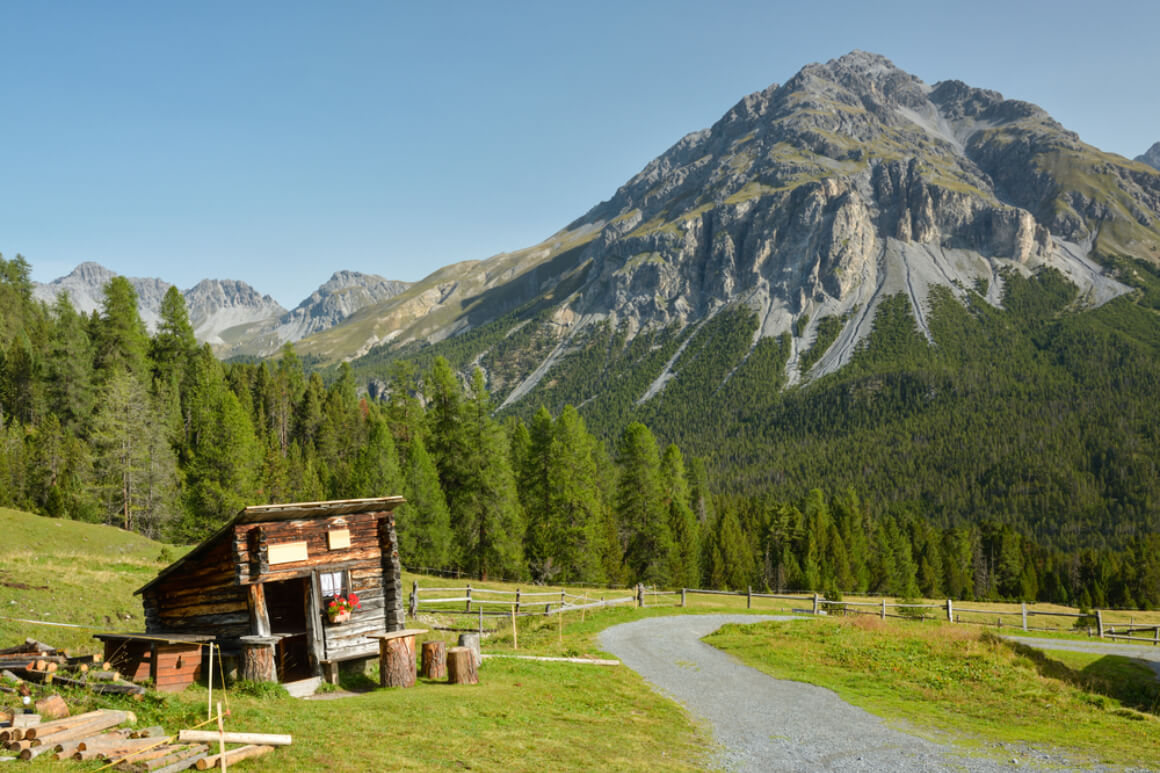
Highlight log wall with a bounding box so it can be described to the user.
[141,509,405,670]
[143,538,248,637]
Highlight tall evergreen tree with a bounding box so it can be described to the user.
[615,422,673,585]
[661,444,700,589]
[94,277,150,378]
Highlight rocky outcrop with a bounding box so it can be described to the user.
[185,279,287,345]
[1138,142,1160,171]
[273,271,409,343]
[32,262,172,330]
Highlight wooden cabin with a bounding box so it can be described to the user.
[132,497,406,685]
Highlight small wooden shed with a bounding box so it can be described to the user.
[133,496,407,685]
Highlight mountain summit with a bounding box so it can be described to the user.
[1138,142,1160,171]
[305,51,1157,403]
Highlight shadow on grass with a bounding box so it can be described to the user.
[996,634,1160,716]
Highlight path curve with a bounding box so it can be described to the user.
[599,615,1039,772]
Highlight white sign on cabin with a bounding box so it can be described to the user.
[327,529,351,550]
[267,541,309,565]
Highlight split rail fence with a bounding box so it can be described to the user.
[407,581,1151,642]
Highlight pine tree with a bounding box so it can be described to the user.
[94,277,150,378]
[398,434,453,570]
[150,286,197,389]
[44,293,96,432]
[544,405,607,583]
[90,368,177,534]
[615,422,673,585]
[661,444,699,589]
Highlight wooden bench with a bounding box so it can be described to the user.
[368,629,428,688]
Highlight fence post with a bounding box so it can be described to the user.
[636,583,644,608]
[747,586,752,609]
[1021,602,1028,632]
[812,593,820,615]
[516,588,521,614]
[409,580,418,618]
[881,598,886,620]
[561,588,567,609]
[466,584,472,613]
[946,599,953,622]
[1096,609,1104,639]
[681,588,687,608]
[478,606,483,638]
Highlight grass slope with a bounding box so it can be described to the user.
[706,616,1160,768]
[0,507,179,653]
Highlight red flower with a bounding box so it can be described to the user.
[348,592,361,609]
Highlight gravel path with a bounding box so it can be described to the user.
[600,615,1053,772]
[1002,635,1160,678]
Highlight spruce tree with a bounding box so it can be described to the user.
[398,434,453,571]
[615,422,673,585]
[661,444,699,589]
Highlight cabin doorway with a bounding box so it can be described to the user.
[264,578,314,681]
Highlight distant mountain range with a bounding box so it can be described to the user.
[32,263,409,357]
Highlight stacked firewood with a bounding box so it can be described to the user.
[0,638,145,696]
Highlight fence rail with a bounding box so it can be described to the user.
[407,580,1149,641]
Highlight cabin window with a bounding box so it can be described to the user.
[319,570,348,599]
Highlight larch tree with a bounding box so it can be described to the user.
[615,422,673,586]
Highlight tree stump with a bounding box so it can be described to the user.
[239,637,277,683]
[447,647,478,685]
[420,640,446,680]
[456,633,481,669]
[381,636,417,688]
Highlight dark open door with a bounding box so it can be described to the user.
[264,578,314,681]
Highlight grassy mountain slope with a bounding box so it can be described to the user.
[0,507,181,652]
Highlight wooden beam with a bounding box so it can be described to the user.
[247,583,271,637]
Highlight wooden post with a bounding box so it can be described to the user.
[681,588,686,608]
[409,581,418,618]
[1096,609,1105,639]
[447,647,478,685]
[812,593,820,615]
[457,633,481,669]
[557,605,563,645]
[247,584,271,637]
[881,598,886,620]
[206,643,214,721]
[946,599,953,622]
[381,636,417,688]
[561,588,567,609]
[421,641,446,680]
[636,584,644,608]
[747,586,752,609]
[478,607,483,638]
[465,584,472,613]
[216,702,226,773]
[1021,602,1028,632]
[1154,626,1158,646]
[511,605,518,650]
[515,588,521,614]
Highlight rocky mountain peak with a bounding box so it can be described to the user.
[1138,142,1160,171]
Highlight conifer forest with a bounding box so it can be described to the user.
[2,253,1159,610]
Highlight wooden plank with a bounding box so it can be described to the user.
[268,541,309,565]
[177,731,291,747]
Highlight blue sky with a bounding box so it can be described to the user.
[4,0,1158,307]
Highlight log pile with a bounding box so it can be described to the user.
[2,639,287,770]
[0,639,142,697]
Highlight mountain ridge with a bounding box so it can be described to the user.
[308,51,1156,408]
[32,263,410,355]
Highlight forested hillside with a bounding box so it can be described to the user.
[3,253,1159,608]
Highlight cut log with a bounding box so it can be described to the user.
[447,647,478,685]
[151,747,210,773]
[381,635,417,688]
[35,694,68,720]
[20,708,106,739]
[113,744,203,772]
[177,730,292,747]
[29,709,135,745]
[195,743,275,770]
[238,638,277,683]
[420,640,446,680]
[456,633,481,669]
[87,669,121,682]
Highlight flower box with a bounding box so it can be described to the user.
[328,610,351,625]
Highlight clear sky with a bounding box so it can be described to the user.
[4,0,1158,308]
